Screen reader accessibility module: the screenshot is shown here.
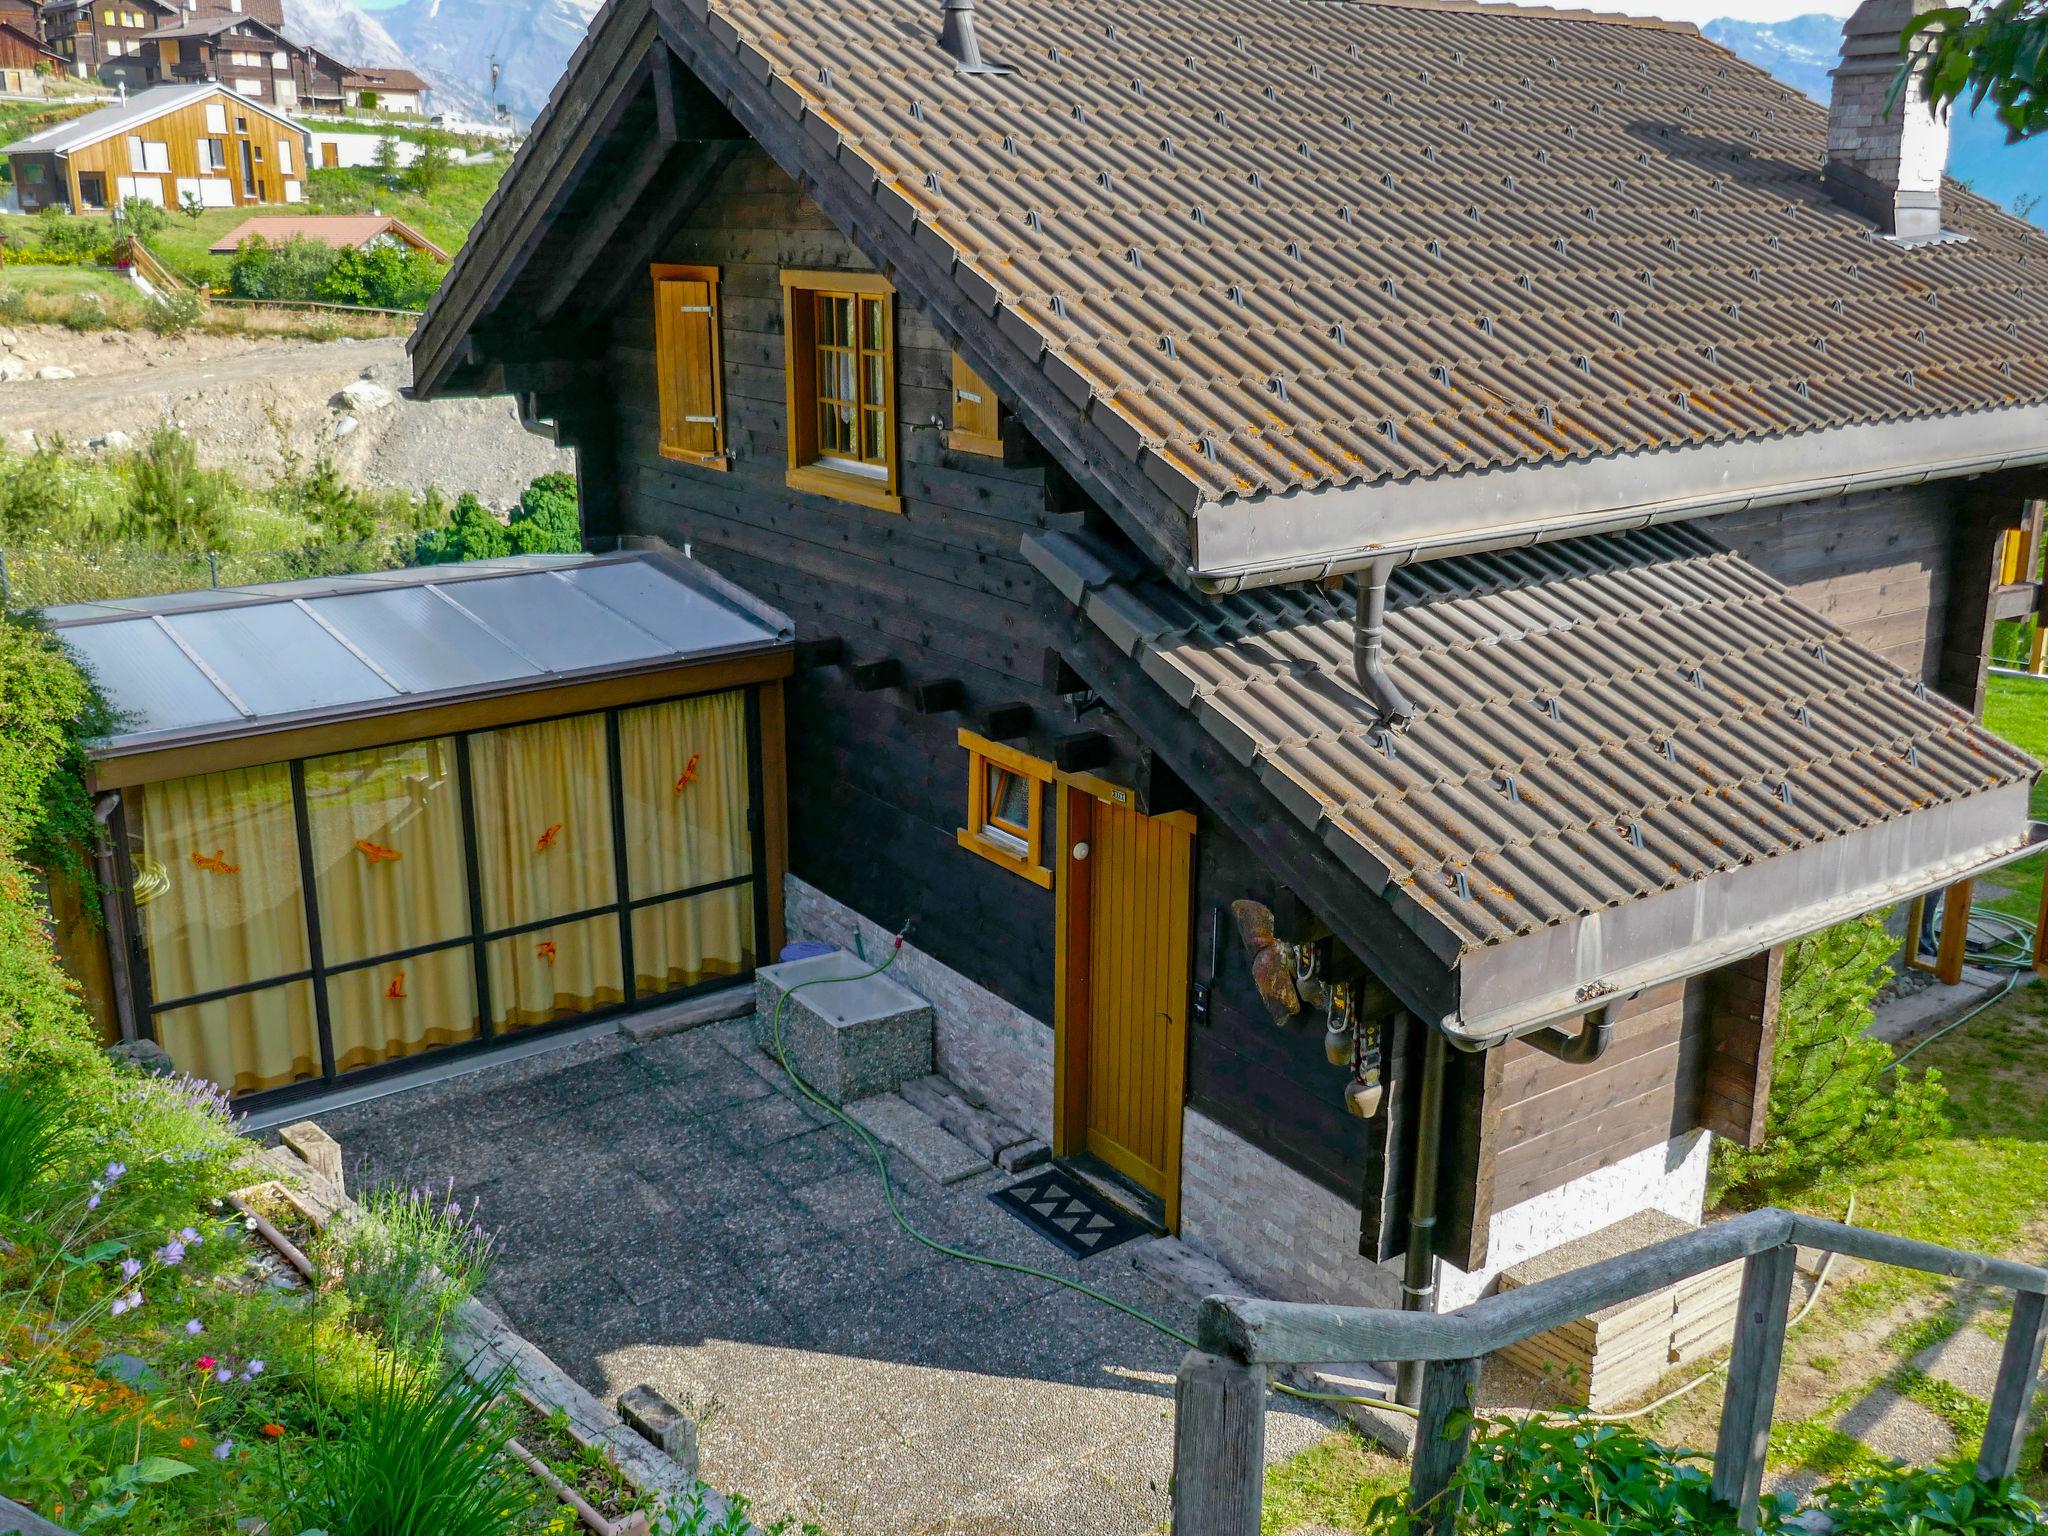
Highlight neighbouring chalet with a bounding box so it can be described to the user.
[0,14,62,88]
[207,211,450,260]
[39,0,174,80]
[4,81,308,209]
[57,0,2048,1337]
[128,12,304,108]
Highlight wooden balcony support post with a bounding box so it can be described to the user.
[1170,1349,1266,1536]
[1979,1288,2048,1480]
[1711,1243,1797,1529]
[1935,880,1975,985]
[1409,1355,1481,1535]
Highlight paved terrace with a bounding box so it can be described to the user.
[312,1017,1330,1534]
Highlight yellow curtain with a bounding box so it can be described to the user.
[154,982,318,1095]
[134,761,309,1001]
[618,691,752,900]
[469,714,617,931]
[326,948,479,1073]
[489,914,623,1031]
[302,739,477,1074]
[634,886,754,998]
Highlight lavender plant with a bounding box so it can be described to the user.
[321,1180,496,1364]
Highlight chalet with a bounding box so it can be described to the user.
[134,12,305,107]
[208,212,449,260]
[50,0,2048,1386]
[0,16,63,88]
[341,66,427,115]
[40,0,174,79]
[3,81,308,208]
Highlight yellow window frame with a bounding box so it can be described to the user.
[780,268,901,514]
[956,729,1053,888]
[651,261,728,471]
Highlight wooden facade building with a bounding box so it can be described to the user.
[3,81,308,210]
[249,0,2048,1338]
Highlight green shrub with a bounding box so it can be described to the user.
[283,1359,535,1536]
[0,1075,80,1223]
[227,233,338,302]
[413,476,580,566]
[144,288,203,337]
[60,294,113,332]
[316,240,444,311]
[116,195,168,241]
[1817,1459,2044,1533]
[116,423,237,549]
[319,1182,496,1364]
[1713,914,1949,1207]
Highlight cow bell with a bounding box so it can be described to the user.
[1343,1078,1384,1119]
[1324,1024,1352,1067]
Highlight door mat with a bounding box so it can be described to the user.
[989,1168,1148,1260]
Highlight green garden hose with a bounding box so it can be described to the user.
[764,937,1420,1419]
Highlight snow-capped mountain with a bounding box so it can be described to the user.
[377,0,600,124]
[280,0,413,70]
[1704,13,2044,224]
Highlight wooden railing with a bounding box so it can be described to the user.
[1172,1207,2048,1535]
[1,1493,77,1534]
[116,236,190,296]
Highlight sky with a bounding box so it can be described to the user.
[1538,0,1853,23]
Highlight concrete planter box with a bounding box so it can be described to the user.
[753,951,933,1104]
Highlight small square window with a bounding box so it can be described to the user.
[957,729,1052,887]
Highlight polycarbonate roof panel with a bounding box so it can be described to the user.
[160,603,396,717]
[42,554,793,755]
[432,571,673,674]
[58,619,243,738]
[306,586,538,694]
[1029,523,2040,956]
[555,559,775,656]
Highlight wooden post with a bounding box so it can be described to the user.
[2,1493,81,1534]
[1934,880,1975,985]
[2031,622,2048,677]
[1409,1356,1481,1536]
[1978,1289,2048,1481]
[1711,1244,1798,1528]
[1170,1349,1267,1536]
[278,1121,344,1197]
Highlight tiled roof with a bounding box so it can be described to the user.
[208,214,449,260]
[1028,523,2038,958]
[682,0,2048,509]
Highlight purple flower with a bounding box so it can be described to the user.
[109,1297,129,1317]
[215,1367,231,1383]
[179,1226,201,1245]
[126,1290,143,1310]
[185,1318,204,1336]
[246,1359,265,1376]
[212,1440,233,1460]
[156,1239,186,1267]
[86,1193,100,1210]
[120,1257,142,1281]
[104,1161,126,1182]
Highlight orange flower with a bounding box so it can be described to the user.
[261,1423,284,1439]
[180,1436,196,1450]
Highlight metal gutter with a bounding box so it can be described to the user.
[1441,815,2048,1049]
[1191,403,2048,593]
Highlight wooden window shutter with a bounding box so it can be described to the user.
[948,352,1002,458]
[652,264,726,470]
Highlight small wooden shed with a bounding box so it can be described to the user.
[43,551,793,1108]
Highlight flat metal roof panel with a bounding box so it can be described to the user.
[431,570,674,673]
[554,559,778,656]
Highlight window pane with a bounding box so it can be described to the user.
[155,980,317,1096]
[988,765,1030,832]
[832,350,856,406]
[469,713,617,931]
[304,738,470,964]
[132,762,308,1003]
[633,886,754,1000]
[618,691,754,900]
[862,352,884,410]
[861,296,884,350]
[326,946,478,1075]
[487,912,622,1032]
[861,408,886,464]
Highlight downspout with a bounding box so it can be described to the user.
[1517,1008,1613,1065]
[1353,557,1414,727]
[1396,1022,1448,1407]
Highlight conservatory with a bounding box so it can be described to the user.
[43,551,793,1107]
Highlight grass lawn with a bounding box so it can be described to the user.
[0,265,133,301]
[1980,672,2048,926]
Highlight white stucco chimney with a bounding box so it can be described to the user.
[1825,0,1953,238]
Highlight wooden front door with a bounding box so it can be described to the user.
[1056,780,1194,1228]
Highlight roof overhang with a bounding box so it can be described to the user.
[1191,400,2048,592]
[1457,793,2046,1044]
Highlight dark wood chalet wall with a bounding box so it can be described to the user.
[1706,484,1954,685]
[584,145,1130,1022]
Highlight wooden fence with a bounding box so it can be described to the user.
[0,1494,75,1534]
[1173,1207,2048,1535]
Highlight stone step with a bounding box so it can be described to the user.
[754,950,934,1105]
[845,1093,988,1185]
[1284,1361,1414,1456]
[899,1073,1042,1168]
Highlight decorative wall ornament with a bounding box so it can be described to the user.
[535,941,557,965]
[384,972,407,1001]
[534,823,564,852]
[674,753,702,794]
[354,839,402,864]
[190,849,239,876]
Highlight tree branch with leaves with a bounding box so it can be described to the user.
[1899,0,2048,142]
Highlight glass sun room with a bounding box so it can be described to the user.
[43,552,793,1108]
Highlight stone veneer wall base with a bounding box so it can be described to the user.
[783,874,1053,1140]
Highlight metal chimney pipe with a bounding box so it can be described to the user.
[938,0,1009,75]
[1353,558,1415,728]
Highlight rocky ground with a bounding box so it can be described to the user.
[0,324,571,509]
